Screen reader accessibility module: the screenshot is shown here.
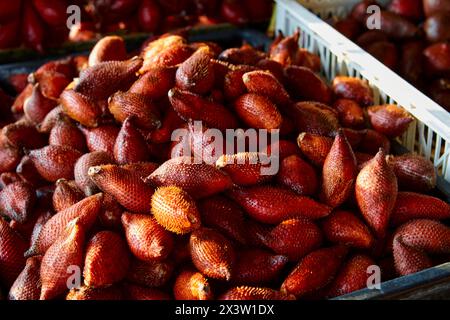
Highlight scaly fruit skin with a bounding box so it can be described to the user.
[322,210,374,249]
[81,125,120,154]
[393,219,450,276]
[198,195,248,245]
[151,186,201,235]
[367,105,413,138]
[145,157,233,199]
[126,258,174,288]
[123,283,171,300]
[333,99,365,129]
[60,90,102,128]
[121,213,174,261]
[74,152,115,196]
[108,91,161,130]
[168,88,238,131]
[321,130,357,208]
[234,93,282,130]
[173,268,213,300]
[49,119,87,152]
[220,286,294,300]
[129,66,176,100]
[2,120,47,150]
[66,285,123,300]
[269,30,299,67]
[228,186,331,224]
[216,152,275,186]
[232,249,288,285]
[52,179,84,212]
[290,102,340,138]
[176,46,215,94]
[75,57,143,100]
[0,218,27,287]
[114,117,149,165]
[0,181,36,223]
[23,84,57,126]
[26,194,103,257]
[28,145,82,182]
[325,254,375,298]
[223,64,257,101]
[16,156,44,188]
[390,192,450,226]
[88,164,153,213]
[0,146,20,174]
[263,140,302,161]
[8,256,42,300]
[358,129,391,155]
[83,231,130,288]
[386,154,437,192]
[40,221,86,300]
[242,70,290,106]
[88,35,127,67]
[277,155,318,196]
[11,84,33,114]
[38,105,66,133]
[284,66,332,104]
[219,45,265,66]
[261,218,322,261]
[379,11,419,39]
[190,228,236,281]
[332,77,374,107]
[356,149,398,238]
[281,246,348,298]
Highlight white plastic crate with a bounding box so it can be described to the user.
[294,0,390,19]
[275,0,450,182]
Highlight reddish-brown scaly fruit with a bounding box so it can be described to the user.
[23,84,57,125]
[332,77,374,107]
[290,102,340,137]
[40,220,86,300]
[393,219,450,276]
[11,84,33,114]
[0,218,27,287]
[108,91,161,130]
[121,162,159,178]
[121,212,174,261]
[126,258,174,288]
[322,210,374,249]
[234,93,282,130]
[98,193,124,230]
[173,268,213,300]
[60,90,102,128]
[223,64,257,101]
[88,36,127,67]
[233,249,288,285]
[88,164,154,213]
[277,155,318,196]
[424,42,450,73]
[148,108,184,144]
[198,195,247,245]
[342,128,366,149]
[2,120,47,149]
[28,145,82,182]
[0,173,21,189]
[74,152,115,196]
[356,149,398,238]
[216,152,275,186]
[263,140,301,161]
[261,218,322,261]
[29,209,53,250]
[22,4,45,52]
[31,71,71,100]
[49,119,87,152]
[269,30,300,66]
[168,88,238,131]
[52,179,84,212]
[66,285,123,300]
[358,129,391,155]
[123,283,171,300]
[228,186,331,224]
[379,11,419,39]
[367,105,413,138]
[284,66,332,104]
[176,46,215,94]
[190,228,235,281]
[8,256,42,300]
[129,66,177,100]
[219,45,265,66]
[390,192,450,226]
[242,70,290,106]
[0,146,20,174]
[26,193,102,257]
[256,59,285,83]
[114,117,149,165]
[325,254,375,298]
[0,181,36,223]
[75,57,143,100]
[333,99,365,129]
[145,156,233,199]
[386,154,436,192]
[83,231,130,287]
[321,130,357,208]
[38,105,66,133]
[81,125,120,154]
[151,186,201,234]
[220,286,294,300]
[281,246,348,298]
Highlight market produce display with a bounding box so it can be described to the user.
[334,0,450,111]
[0,0,273,52]
[0,29,450,301]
